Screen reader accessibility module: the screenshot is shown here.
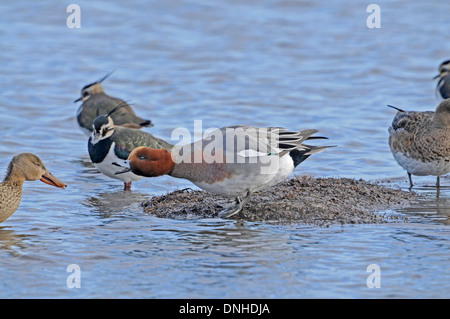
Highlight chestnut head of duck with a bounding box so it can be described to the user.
[115,146,175,178]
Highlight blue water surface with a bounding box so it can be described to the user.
[0,0,448,298]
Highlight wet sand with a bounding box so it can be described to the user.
[141,176,417,226]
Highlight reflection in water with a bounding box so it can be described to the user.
[0,227,30,257]
[397,186,450,225]
[83,190,151,217]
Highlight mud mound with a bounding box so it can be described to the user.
[141,176,416,226]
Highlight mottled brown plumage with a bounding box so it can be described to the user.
[388,100,450,188]
[0,153,66,223]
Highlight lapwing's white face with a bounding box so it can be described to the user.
[91,116,115,144]
[439,61,450,78]
[75,82,104,103]
[79,86,94,102]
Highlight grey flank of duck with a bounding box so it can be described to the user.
[75,71,153,135]
[0,153,66,223]
[388,99,450,188]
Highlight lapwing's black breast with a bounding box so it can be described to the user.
[88,137,113,163]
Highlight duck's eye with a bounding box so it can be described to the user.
[139,155,146,160]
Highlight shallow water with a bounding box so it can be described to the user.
[0,0,449,298]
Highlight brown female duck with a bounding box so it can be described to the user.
[0,153,66,223]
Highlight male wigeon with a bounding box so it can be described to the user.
[114,125,331,217]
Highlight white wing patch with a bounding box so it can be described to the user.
[237,149,270,157]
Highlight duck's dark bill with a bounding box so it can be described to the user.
[112,162,132,175]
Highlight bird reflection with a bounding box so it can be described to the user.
[83,190,151,218]
[0,227,29,256]
[399,185,450,225]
